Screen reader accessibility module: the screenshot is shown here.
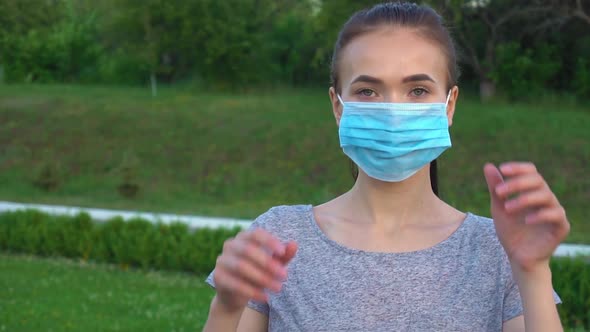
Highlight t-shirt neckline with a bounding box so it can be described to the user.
[305,204,473,256]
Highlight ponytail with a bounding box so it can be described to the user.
[430,160,438,196]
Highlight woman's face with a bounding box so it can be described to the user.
[329,27,459,125]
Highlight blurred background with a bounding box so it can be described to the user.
[0,0,589,331]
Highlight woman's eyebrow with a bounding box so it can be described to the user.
[350,75,385,85]
[402,74,436,83]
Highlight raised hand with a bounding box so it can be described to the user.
[213,228,298,313]
[483,162,570,272]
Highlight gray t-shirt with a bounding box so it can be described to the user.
[206,205,561,331]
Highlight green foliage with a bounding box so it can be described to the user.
[0,0,588,98]
[94,48,151,85]
[0,5,103,83]
[0,210,240,274]
[0,0,327,88]
[0,210,91,258]
[573,57,590,100]
[116,151,141,198]
[184,0,321,88]
[33,160,62,191]
[491,42,561,100]
[311,0,377,75]
[551,257,590,329]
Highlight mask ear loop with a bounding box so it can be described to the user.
[445,89,452,106]
[337,94,345,105]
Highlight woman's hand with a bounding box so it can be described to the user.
[483,162,570,272]
[213,228,298,313]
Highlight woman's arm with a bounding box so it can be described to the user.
[203,296,268,332]
[484,162,569,332]
[502,264,562,332]
[503,315,525,332]
[202,229,298,332]
[203,295,243,332]
[511,264,562,332]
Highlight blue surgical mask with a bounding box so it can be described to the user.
[337,92,452,182]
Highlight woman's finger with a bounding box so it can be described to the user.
[215,268,269,303]
[504,189,555,214]
[220,255,283,292]
[495,173,545,199]
[230,239,287,280]
[525,206,568,228]
[483,163,504,206]
[498,162,537,177]
[276,241,298,265]
[241,228,286,256]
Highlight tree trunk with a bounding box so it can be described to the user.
[480,40,496,101]
[479,76,496,102]
[150,72,157,97]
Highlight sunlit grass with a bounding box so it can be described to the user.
[0,254,588,331]
[0,254,214,331]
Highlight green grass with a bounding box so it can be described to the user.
[0,254,587,331]
[0,254,214,331]
[0,84,588,243]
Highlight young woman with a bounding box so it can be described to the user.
[203,2,569,331]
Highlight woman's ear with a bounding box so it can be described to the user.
[329,87,343,126]
[446,86,459,127]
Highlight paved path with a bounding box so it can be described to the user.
[0,201,252,229]
[1,200,588,257]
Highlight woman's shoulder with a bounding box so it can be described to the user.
[463,212,497,234]
[464,212,495,229]
[249,204,314,240]
[459,212,506,255]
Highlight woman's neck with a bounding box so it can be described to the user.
[344,167,443,231]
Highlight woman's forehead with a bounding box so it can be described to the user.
[339,28,448,87]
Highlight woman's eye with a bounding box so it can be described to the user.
[359,89,375,97]
[411,88,428,97]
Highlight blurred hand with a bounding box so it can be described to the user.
[213,228,298,313]
[484,162,570,272]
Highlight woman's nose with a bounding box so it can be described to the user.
[384,93,401,103]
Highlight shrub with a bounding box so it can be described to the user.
[0,12,103,83]
[573,57,590,101]
[551,257,590,329]
[94,49,151,85]
[0,210,240,275]
[32,161,62,191]
[491,42,561,100]
[116,152,141,198]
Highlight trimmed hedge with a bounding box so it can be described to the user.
[0,210,588,329]
[551,256,590,329]
[0,209,240,274]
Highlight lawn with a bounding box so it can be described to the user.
[0,254,214,331]
[0,84,588,243]
[1,254,588,331]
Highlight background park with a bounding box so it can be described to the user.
[0,0,589,331]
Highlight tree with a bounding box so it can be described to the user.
[549,0,590,26]
[310,0,378,82]
[0,0,65,82]
[427,0,588,100]
[96,0,167,90]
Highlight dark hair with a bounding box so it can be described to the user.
[333,2,459,196]
[331,2,460,93]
